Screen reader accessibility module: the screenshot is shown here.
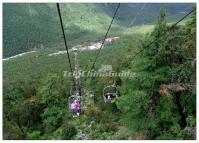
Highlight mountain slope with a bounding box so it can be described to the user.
[3,3,194,58]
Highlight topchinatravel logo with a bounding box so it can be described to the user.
[63,64,135,78]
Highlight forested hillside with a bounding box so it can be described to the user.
[3,3,193,58]
[3,3,196,140]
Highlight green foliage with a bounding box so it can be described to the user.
[3,5,196,140]
[84,105,103,122]
[186,115,196,127]
[39,74,68,134]
[42,106,66,132]
[39,74,65,106]
[52,124,77,140]
[26,131,41,140]
[117,8,196,139]
[3,121,25,140]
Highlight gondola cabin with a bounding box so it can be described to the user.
[68,94,83,113]
[103,85,119,103]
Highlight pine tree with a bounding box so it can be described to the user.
[117,8,196,139]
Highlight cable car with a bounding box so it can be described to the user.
[68,87,84,117]
[68,94,83,111]
[103,84,119,103]
[68,93,83,117]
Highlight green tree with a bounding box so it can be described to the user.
[39,74,69,136]
[117,8,196,139]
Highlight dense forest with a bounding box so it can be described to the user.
[3,3,196,140]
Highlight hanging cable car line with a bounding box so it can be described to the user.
[128,3,146,27]
[56,3,195,108]
[83,3,144,70]
[167,8,196,31]
[130,7,196,63]
[91,7,195,103]
[68,51,85,117]
[56,3,97,115]
[90,3,120,70]
[88,3,146,71]
[56,3,76,86]
[88,3,145,71]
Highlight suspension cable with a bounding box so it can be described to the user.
[56,3,75,85]
[129,3,146,27]
[90,3,121,70]
[89,3,145,70]
[131,7,196,63]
